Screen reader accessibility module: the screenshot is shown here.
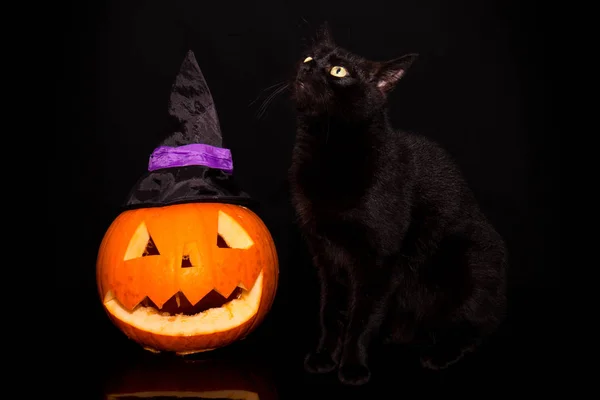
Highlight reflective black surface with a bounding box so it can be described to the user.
[60,288,557,399]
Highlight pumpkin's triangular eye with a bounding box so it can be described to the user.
[124,221,161,260]
[217,210,254,249]
[142,236,160,256]
[216,234,230,248]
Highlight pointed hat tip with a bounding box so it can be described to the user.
[166,47,224,148]
[180,49,200,71]
[184,49,196,61]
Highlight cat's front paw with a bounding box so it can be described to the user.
[304,350,338,374]
[338,362,371,386]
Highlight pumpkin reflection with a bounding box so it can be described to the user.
[104,356,277,400]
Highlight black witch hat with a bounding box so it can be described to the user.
[123,50,256,210]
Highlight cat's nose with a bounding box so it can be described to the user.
[299,59,315,74]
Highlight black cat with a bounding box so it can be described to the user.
[288,25,508,385]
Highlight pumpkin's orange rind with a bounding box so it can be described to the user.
[96,203,279,354]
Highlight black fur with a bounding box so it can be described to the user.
[288,25,507,385]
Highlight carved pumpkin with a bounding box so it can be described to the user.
[96,202,279,355]
[103,357,278,400]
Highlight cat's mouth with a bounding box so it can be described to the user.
[294,81,307,94]
[292,80,329,115]
[293,80,313,104]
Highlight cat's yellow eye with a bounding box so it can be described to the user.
[330,66,348,78]
[303,56,313,63]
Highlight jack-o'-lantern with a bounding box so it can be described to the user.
[103,356,278,400]
[97,203,278,354]
[96,49,279,354]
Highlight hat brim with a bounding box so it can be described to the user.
[123,165,257,210]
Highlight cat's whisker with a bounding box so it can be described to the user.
[297,16,312,30]
[255,82,290,120]
[256,86,288,119]
[248,81,288,107]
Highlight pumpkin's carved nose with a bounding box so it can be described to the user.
[181,254,193,268]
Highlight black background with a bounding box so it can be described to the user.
[55,0,557,397]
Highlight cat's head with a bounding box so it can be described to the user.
[291,23,418,119]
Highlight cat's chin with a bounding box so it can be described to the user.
[291,84,309,103]
[292,83,329,116]
[295,105,326,118]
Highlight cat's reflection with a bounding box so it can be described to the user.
[103,356,277,400]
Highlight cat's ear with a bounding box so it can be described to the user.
[316,21,335,46]
[375,53,419,92]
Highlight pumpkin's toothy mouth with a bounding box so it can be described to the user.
[139,287,244,316]
[103,272,263,336]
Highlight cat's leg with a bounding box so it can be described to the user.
[420,229,507,370]
[304,255,347,374]
[337,266,394,385]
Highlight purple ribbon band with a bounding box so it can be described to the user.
[148,144,233,174]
